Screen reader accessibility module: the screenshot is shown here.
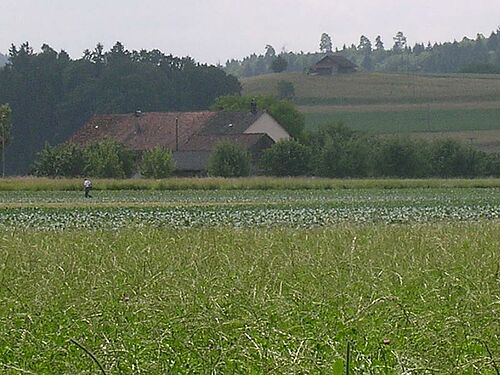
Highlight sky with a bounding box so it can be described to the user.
[1,0,499,64]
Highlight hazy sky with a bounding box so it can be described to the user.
[1,0,499,64]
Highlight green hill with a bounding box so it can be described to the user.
[242,72,500,152]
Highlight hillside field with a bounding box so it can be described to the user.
[242,72,500,152]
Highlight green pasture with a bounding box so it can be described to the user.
[304,107,500,134]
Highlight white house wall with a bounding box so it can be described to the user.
[244,113,291,142]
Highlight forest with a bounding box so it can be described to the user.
[225,29,500,77]
[0,42,241,174]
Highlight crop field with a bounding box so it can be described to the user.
[1,187,499,374]
[304,108,500,134]
[242,72,500,153]
[242,73,500,104]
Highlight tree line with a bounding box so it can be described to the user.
[225,28,500,77]
[0,42,241,174]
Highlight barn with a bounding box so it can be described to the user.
[310,54,358,75]
[70,110,291,174]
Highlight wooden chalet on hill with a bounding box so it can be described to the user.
[70,110,291,174]
[310,54,358,75]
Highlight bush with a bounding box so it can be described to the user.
[315,137,373,178]
[32,142,86,177]
[277,80,295,99]
[84,139,134,178]
[306,123,373,177]
[208,142,251,177]
[428,139,480,177]
[374,138,430,177]
[261,140,311,176]
[481,153,500,177]
[140,146,175,178]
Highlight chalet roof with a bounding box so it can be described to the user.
[70,112,215,151]
[198,111,266,136]
[314,54,357,69]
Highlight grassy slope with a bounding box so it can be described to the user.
[242,72,500,152]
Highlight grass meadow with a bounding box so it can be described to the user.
[1,224,499,374]
[0,186,499,373]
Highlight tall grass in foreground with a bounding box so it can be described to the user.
[1,223,498,373]
[0,176,499,191]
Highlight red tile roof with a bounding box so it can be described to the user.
[70,111,215,151]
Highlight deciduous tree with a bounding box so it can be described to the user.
[140,146,175,178]
[320,33,333,53]
[208,142,251,177]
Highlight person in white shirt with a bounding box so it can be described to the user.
[83,178,92,198]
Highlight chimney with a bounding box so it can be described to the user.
[134,110,142,134]
[250,98,257,114]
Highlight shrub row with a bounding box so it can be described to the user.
[32,140,174,179]
[262,125,500,178]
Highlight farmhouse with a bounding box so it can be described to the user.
[310,54,358,75]
[70,110,291,173]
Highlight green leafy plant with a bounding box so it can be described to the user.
[32,142,86,177]
[84,139,134,178]
[208,142,251,177]
[140,146,175,178]
[261,140,311,176]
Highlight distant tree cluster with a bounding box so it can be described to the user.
[0,42,241,174]
[225,28,500,77]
